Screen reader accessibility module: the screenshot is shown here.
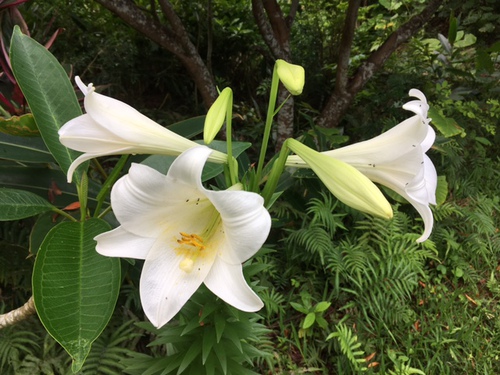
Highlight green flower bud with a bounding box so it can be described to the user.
[287,139,393,219]
[204,87,232,144]
[275,59,305,95]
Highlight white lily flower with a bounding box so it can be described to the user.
[95,146,271,328]
[59,77,227,182]
[287,89,437,242]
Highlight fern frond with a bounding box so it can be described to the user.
[80,319,141,375]
[286,226,333,265]
[0,325,39,373]
[327,323,367,372]
[306,192,347,234]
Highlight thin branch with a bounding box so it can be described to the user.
[0,296,36,329]
[319,0,445,128]
[349,0,443,94]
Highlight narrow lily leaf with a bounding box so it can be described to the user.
[0,113,39,136]
[0,188,54,220]
[0,163,105,207]
[0,133,54,163]
[10,26,84,182]
[32,218,121,373]
[167,115,205,139]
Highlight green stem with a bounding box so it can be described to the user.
[224,91,238,186]
[93,154,129,217]
[92,158,108,180]
[51,207,78,222]
[97,205,113,220]
[254,63,281,191]
[261,139,291,207]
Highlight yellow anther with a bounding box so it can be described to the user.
[177,232,205,251]
[191,233,204,242]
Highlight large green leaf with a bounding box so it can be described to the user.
[9,26,84,181]
[32,218,121,373]
[0,133,54,163]
[0,188,54,220]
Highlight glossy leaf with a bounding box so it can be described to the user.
[303,312,316,329]
[0,163,105,207]
[0,187,54,220]
[428,108,465,138]
[32,218,121,372]
[167,115,205,139]
[10,26,84,182]
[0,133,53,163]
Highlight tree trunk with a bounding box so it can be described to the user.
[252,0,299,150]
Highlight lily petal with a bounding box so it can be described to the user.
[204,257,263,312]
[206,189,271,264]
[59,77,227,182]
[140,232,217,327]
[95,226,153,260]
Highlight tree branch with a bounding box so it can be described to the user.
[94,0,217,108]
[0,296,36,329]
[319,0,444,128]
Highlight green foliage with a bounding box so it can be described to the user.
[121,286,272,375]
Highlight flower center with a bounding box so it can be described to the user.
[176,232,205,273]
[175,207,222,273]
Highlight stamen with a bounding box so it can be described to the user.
[177,232,206,251]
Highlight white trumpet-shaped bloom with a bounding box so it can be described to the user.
[95,146,271,328]
[287,89,437,242]
[59,77,227,182]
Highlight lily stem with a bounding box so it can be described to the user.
[255,63,280,191]
[224,91,238,186]
[94,154,129,217]
[261,139,291,207]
